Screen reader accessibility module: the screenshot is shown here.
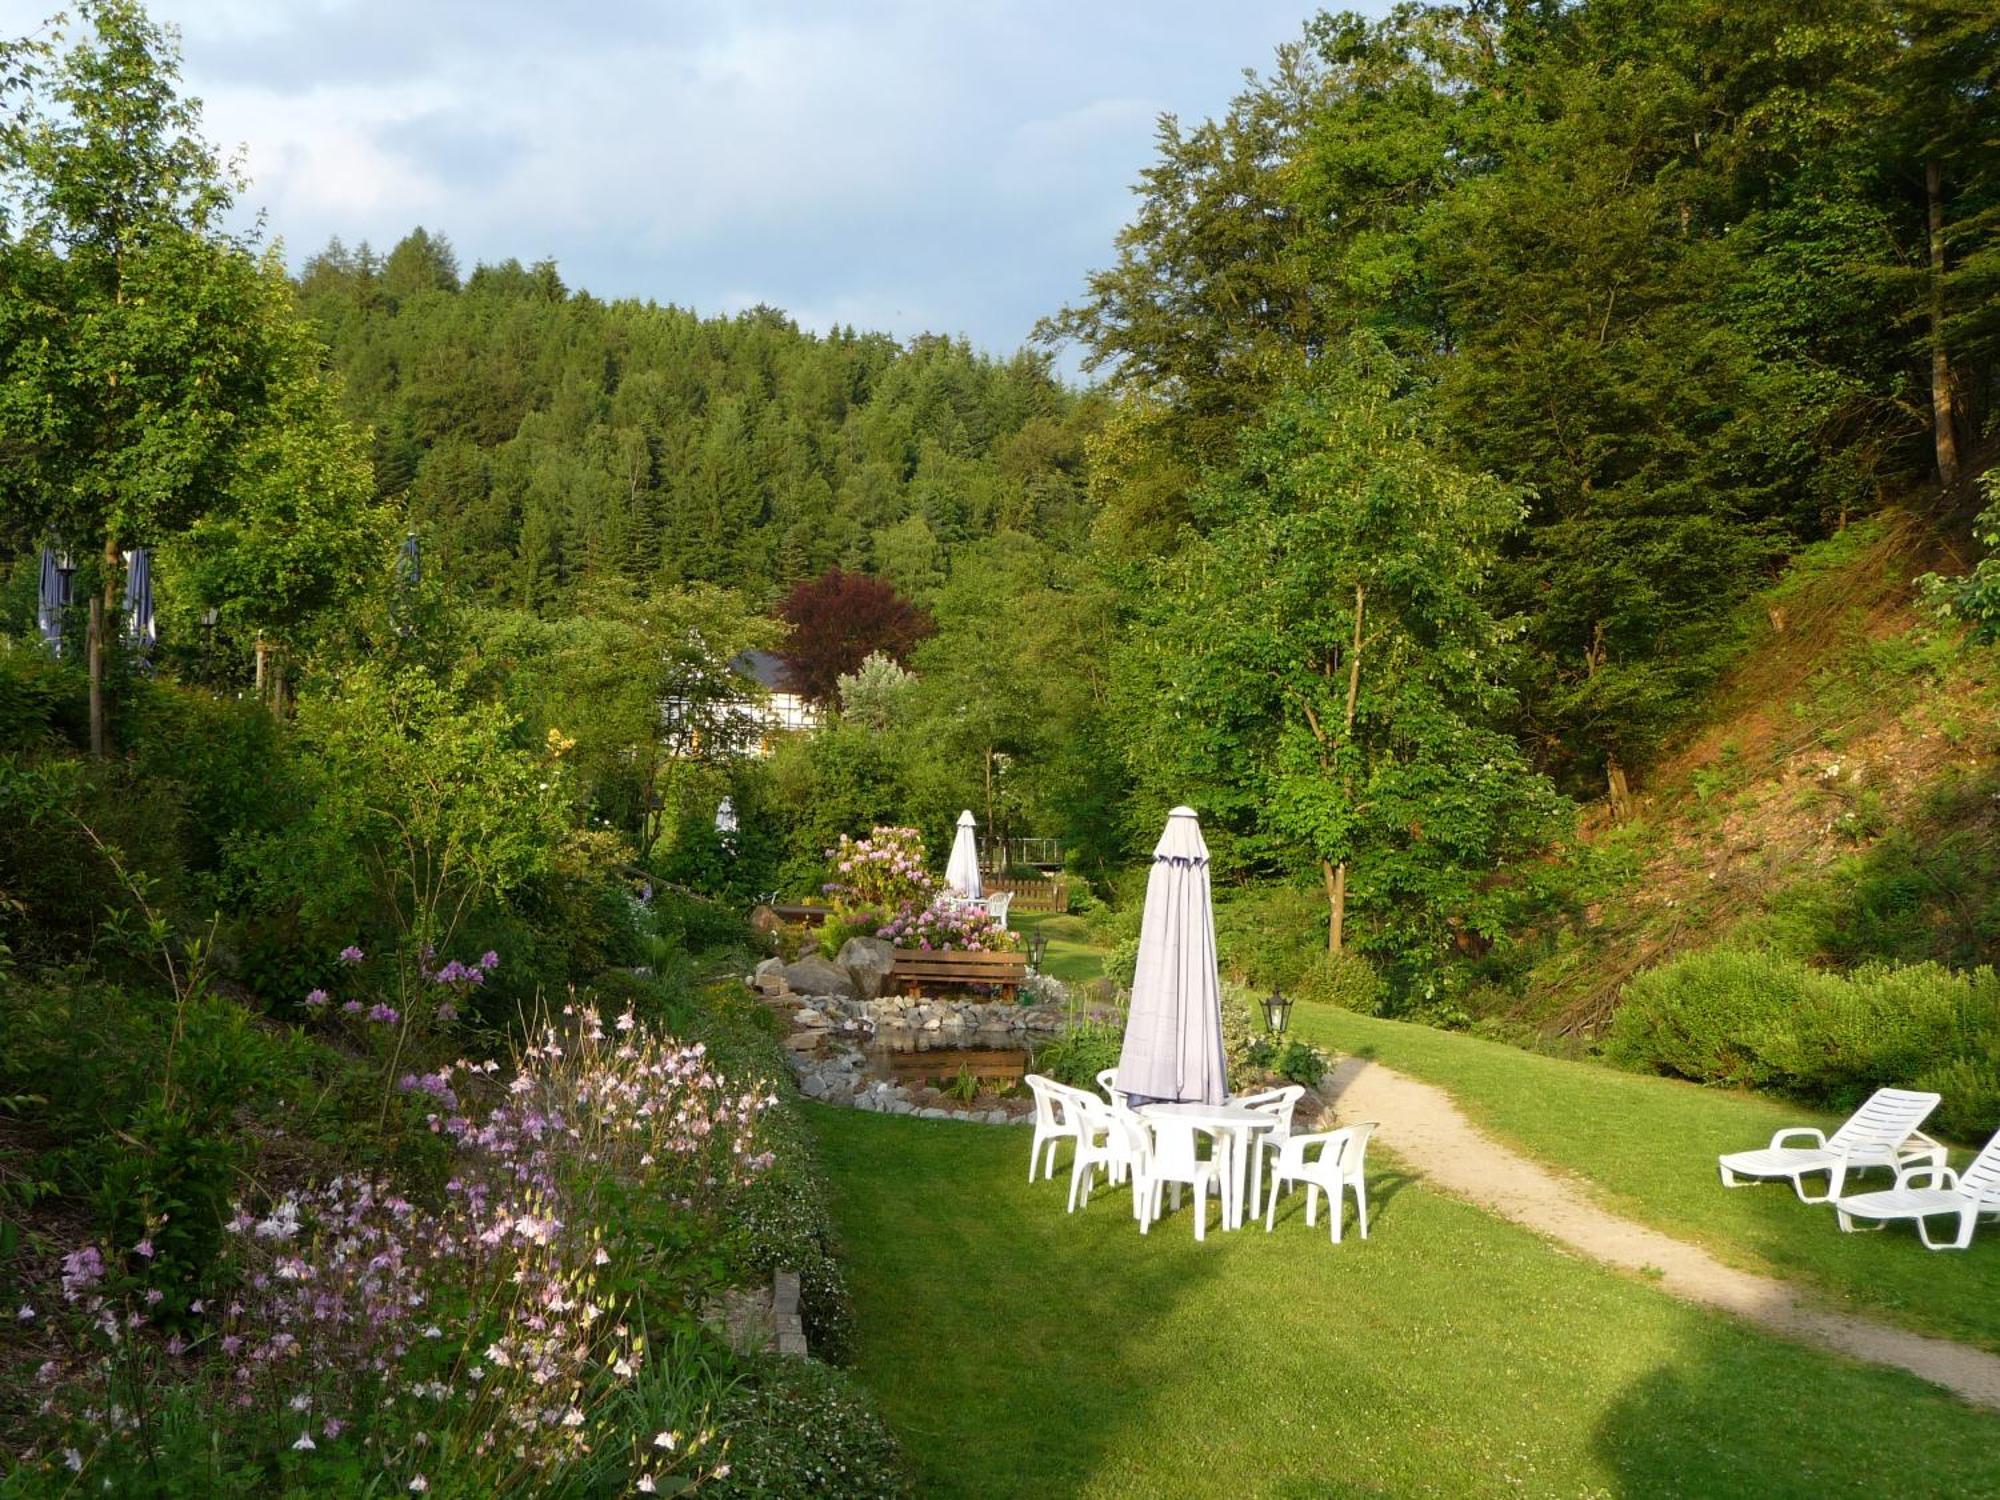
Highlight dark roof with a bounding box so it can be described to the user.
[731,650,795,692]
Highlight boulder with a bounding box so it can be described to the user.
[782,955,857,1000]
[837,936,896,1001]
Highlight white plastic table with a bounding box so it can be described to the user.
[1138,1101,1280,1232]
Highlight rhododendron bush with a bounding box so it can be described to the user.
[23,1004,776,1494]
[823,826,933,913]
[876,895,1019,953]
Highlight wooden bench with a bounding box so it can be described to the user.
[770,903,833,928]
[981,876,1068,913]
[889,947,1029,1002]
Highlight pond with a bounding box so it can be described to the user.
[862,1028,1036,1092]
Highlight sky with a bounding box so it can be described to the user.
[3,1,1373,365]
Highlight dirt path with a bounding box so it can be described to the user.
[1321,1054,2000,1411]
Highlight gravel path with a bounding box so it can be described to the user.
[1322,1054,2000,1410]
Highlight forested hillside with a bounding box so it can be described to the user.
[293,234,1099,605]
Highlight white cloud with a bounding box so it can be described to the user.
[0,0,1380,352]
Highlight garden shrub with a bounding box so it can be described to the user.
[1608,950,2000,1138]
[711,1357,911,1499]
[1212,885,1328,990]
[1292,949,1381,1013]
[1034,1018,1123,1090]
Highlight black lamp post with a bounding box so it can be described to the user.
[1027,931,1050,974]
[1261,988,1293,1035]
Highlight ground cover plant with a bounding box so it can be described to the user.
[807,1104,2000,1499]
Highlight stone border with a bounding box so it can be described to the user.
[773,1270,807,1358]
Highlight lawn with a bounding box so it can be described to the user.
[808,1104,2000,1499]
[1013,911,1107,985]
[1288,1004,2000,1352]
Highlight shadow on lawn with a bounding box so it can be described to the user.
[1589,1323,1999,1499]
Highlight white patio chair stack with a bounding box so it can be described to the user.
[1265,1122,1377,1243]
[1066,1095,1154,1224]
[1023,1074,1088,1184]
[1834,1129,2000,1250]
[1716,1088,1945,1203]
[1236,1084,1306,1218]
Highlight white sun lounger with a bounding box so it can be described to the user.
[1835,1130,2000,1250]
[1717,1088,1944,1203]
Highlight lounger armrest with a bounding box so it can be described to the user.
[1893,1162,1958,1192]
[1768,1127,1826,1151]
[1899,1130,1948,1162]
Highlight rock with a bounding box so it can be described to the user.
[782,955,857,1000]
[918,1108,951,1120]
[836,936,896,1001]
[794,1008,832,1029]
[783,1032,824,1053]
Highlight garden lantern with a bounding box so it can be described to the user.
[1027,930,1050,974]
[1261,988,1293,1035]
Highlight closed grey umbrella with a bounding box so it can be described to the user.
[1114,807,1227,1105]
[122,548,156,660]
[37,546,70,656]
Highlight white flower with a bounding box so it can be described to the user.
[409,1477,429,1493]
[63,1449,82,1472]
[292,1431,316,1452]
[289,1392,311,1412]
[15,1304,33,1321]
[638,1478,657,1494]
[653,1430,678,1451]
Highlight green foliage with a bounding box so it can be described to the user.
[1031,1019,1123,1091]
[295,240,1097,600]
[1925,472,2000,635]
[711,1356,911,1499]
[836,651,915,732]
[1124,342,1566,997]
[1607,950,2000,1138]
[1291,949,1381,1015]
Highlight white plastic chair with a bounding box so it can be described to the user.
[1142,1115,1226,1241]
[1095,1068,1136,1110]
[1834,1130,2000,1250]
[1023,1074,1087,1184]
[1236,1084,1306,1216]
[983,891,1013,929]
[1265,1122,1376,1243]
[1067,1096,1153,1223]
[1717,1088,1945,1203]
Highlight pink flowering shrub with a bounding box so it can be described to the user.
[22,1003,776,1495]
[823,826,932,913]
[876,895,1018,953]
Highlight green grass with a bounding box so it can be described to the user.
[809,1104,2000,1498]
[1013,911,1106,985]
[1290,1003,2000,1351]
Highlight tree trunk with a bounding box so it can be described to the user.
[983,746,996,869]
[1327,585,1366,954]
[87,534,121,759]
[1926,160,1961,492]
[1325,859,1347,955]
[87,593,107,759]
[1607,757,1635,823]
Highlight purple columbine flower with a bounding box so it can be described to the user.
[304,988,330,1008]
[368,1003,400,1025]
[479,950,499,971]
[342,999,364,1015]
[338,946,365,964]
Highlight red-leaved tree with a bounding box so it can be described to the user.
[777,568,935,704]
